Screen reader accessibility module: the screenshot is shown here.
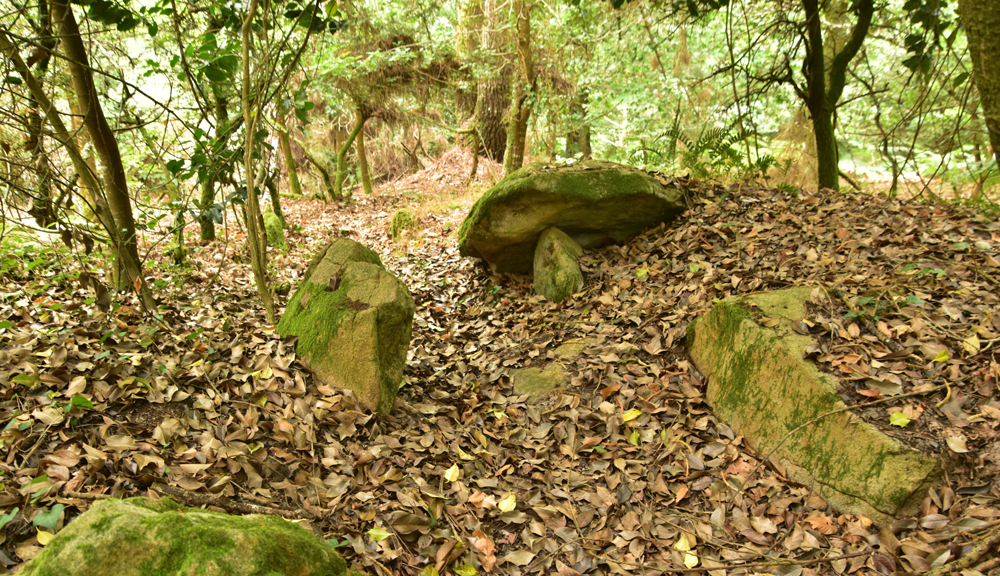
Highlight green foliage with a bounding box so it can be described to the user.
[644,125,788,181]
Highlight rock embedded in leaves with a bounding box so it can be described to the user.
[511,363,569,402]
[458,159,686,273]
[533,227,583,302]
[264,210,287,250]
[687,286,941,523]
[277,238,415,415]
[19,497,357,576]
[388,208,417,239]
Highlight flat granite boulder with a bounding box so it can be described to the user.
[278,239,415,415]
[687,287,941,523]
[458,160,685,273]
[20,497,357,576]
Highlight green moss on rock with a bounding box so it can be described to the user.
[533,227,584,302]
[388,209,417,239]
[687,287,941,522]
[264,211,287,251]
[20,497,355,576]
[458,160,686,274]
[277,239,414,415]
[511,364,568,402]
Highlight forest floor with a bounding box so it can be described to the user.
[2,148,1000,576]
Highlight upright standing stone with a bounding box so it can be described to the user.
[277,239,415,415]
[533,227,583,302]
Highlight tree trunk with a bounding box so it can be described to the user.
[264,170,285,227]
[504,0,534,175]
[295,139,337,201]
[472,0,510,163]
[335,107,368,200]
[241,0,276,323]
[276,113,303,197]
[578,90,592,159]
[50,0,156,309]
[198,179,216,241]
[25,0,57,228]
[959,0,1000,165]
[455,0,482,122]
[800,0,873,192]
[357,118,373,195]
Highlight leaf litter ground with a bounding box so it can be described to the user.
[2,151,1000,576]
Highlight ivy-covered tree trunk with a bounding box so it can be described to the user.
[503,0,535,174]
[958,0,1000,165]
[23,0,59,229]
[51,0,156,309]
[276,113,303,197]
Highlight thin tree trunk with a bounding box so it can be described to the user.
[264,170,285,227]
[198,179,216,241]
[276,113,303,197]
[455,0,482,121]
[241,0,276,323]
[504,0,534,174]
[958,0,1000,165]
[335,107,368,200]
[357,120,373,195]
[295,141,337,201]
[48,0,156,309]
[801,0,873,192]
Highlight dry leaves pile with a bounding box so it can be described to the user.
[1,158,999,576]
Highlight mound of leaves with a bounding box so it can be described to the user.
[1,179,1000,576]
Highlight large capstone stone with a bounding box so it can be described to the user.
[533,227,583,302]
[19,497,356,576]
[458,160,685,273]
[277,238,415,415]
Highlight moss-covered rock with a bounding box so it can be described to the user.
[533,227,583,302]
[277,239,414,415]
[512,364,568,402]
[20,497,356,576]
[388,209,417,239]
[687,287,941,523]
[458,160,685,273]
[264,210,287,251]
